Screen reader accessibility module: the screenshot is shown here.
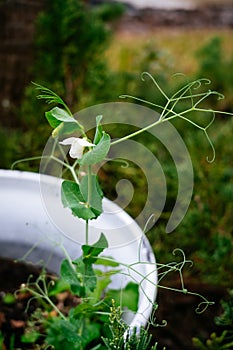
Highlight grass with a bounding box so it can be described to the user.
[106,28,233,76]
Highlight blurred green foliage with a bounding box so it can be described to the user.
[195,36,233,111]
[146,117,233,288]
[193,290,233,349]
[100,114,233,288]
[32,0,120,105]
[0,0,126,170]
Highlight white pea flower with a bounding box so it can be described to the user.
[60,137,95,159]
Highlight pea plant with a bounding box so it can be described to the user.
[14,73,232,349]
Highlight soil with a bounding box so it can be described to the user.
[0,258,80,350]
[0,258,227,350]
[0,258,41,349]
[151,279,227,349]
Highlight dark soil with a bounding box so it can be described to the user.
[0,258,42,349]
[0,258,227,350]
[0,258,80,349]
[151,279,227,349]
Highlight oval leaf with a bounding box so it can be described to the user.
[80,175,103,216]
[61,180,96,220]
[49,106,75,122]
[79,132,110,166]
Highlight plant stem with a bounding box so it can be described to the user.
[85,165,93,245]
[25,283,66,320]
[110,115,174,147]
[43,294,67,320]
[87,165,92,207]
[70,164,80,184]
[85,220,89,245]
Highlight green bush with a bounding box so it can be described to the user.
[195,36,233,111]
[29,0,127,110]
[0,0,126,169]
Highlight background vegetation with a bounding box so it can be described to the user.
[0,0,232,348]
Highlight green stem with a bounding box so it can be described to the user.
[60,245,77,272]
[43,294,67,320]
[110,102,216,156]
[25,284,66,320]
[70,165,80,185]
[110,115,174,147]
[88,255,213,312]
[85,220,89,245]
[85,165,93,245]
[87,165,92,206]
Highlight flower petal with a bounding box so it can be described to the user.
[69,139,84,159]
[59,137,76,145]
[59,137,95,159]
[78,139,95,147]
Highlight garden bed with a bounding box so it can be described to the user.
[153,279,227,349]
[0,258,81,349]
[0,258,227,350]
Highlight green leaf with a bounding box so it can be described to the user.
[46,316,101,349]
[80,174,103,216]
[93,232,108,249]
[21,331,41,343]
[61,180,83,208]
[79,322,101,348]
[61,180,96,220]
[34,82,67,107]
[45,107,75,129]
[48,279,70,297]
[3,293,16,304]
[60,320,81,343]
[45,110,61,129]
[70,256,98,293]
[106,282,139,312]
[70,303,96,318]
[65,314,101,349]
[81,234,109,293]
[82,233,108,264]
[95,256,119,267]
[45,107,82,137]
[60,258,86,297]
[84,264,97,292]
[80,132,111,166]
[91,268,121,302]
[48,107,75,122]
[94,115,103,144]
[52,121,81,138]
